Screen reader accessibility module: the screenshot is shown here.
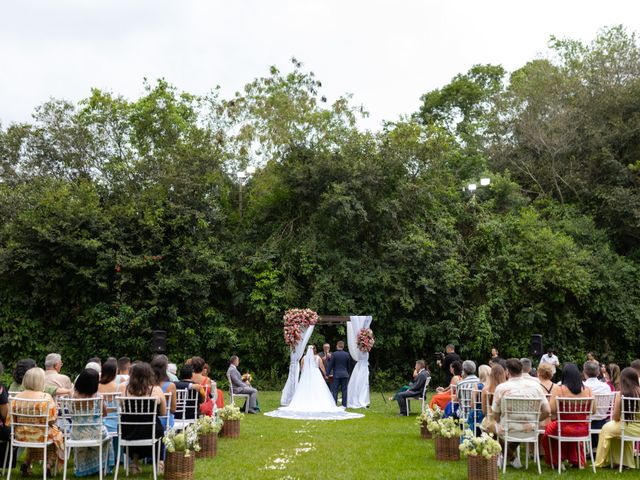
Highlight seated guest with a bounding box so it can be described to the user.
[395,360,430,416]
[167,363,179,382]
[468,364,490,430]
[520,358,537,380]
[543,363,594,468]
[631,359,640,378]
[9,358,67,397]
[227,356,259,414]
[586,351,598,363]
[492,358,550,469]
[72,369,113,477]
[85,361,101,375]
[98,360,119,439]
[119,363,165,475]
[174,365,200,420]
[595,367,640,469]
[446,360,479,418]
[537,363,560,397]
[10,368,64,476]
[583,360,613,448]
[429,361,462,411]
[116,357,131,387]
[191,356,225,409]
[150,356,177,429]
[44,353,73,391]
[0,362,11,468]
[605,363,621,391]
[389,363,426,401]
[480,364,507,434]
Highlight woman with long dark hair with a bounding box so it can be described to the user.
[595,367,640,469]
[119,362,166,475]
[72,369,113,477]
[542,363,594,468]
[150,356,177,429]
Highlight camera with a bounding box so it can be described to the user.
[434,352,445,362]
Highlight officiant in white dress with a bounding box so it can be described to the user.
[265,346,363,420]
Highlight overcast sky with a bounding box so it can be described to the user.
[2,0,640,130]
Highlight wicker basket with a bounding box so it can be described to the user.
[221,419,240,438]
[434,436,460,461]
[420,424,432,439]
[165,450,195,480]
[196,432,218,458]
[467,454,499,480]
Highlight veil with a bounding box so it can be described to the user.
[301,346,317,374]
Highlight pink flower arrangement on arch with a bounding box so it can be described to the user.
[357,327,375,352]
[283,308,319,348]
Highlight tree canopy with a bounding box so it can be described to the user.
[1,27,639,384]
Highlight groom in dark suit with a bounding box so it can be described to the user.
[326,340,350,406]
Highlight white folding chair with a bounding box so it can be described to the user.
[59,397,107,480]
[160,392,173,428]
[618,396,640,472]
[546,397,595,473]
[457,381,480,431]
[99,392,121,439]
[227,374,250,413]
[7,397,57,480]
[114,397,161,480]
[405,376,431,416]
[501,396,543,474]
[589,392,616,451]
[173,389,198,431]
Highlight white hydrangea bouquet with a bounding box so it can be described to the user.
[459,429,502,459]
[218,403,245,421]
[195,414,223,434]
[427,416,463,438]
[163,424,201,456]
[417,405,443,427]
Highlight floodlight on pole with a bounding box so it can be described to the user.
[480,178,491,186]
[468,183,477,192]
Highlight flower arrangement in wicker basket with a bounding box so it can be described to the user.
[195,415,223,458]
[163,424,200,480]
[417,406,443,439]
[428,417,463,461]
[219,403,244,438]
[459,429,501,480]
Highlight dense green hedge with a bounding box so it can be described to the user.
[1,29,639,384]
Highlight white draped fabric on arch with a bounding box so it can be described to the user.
[346,315,372,408]
[280,325,315,406]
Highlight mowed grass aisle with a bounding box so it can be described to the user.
[49,391,635,479]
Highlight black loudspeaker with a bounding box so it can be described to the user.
[152,330,167,354]
[530,334,543,357]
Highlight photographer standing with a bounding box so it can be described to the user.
[437,344,460,385]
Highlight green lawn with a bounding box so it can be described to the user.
[10,391,637,479]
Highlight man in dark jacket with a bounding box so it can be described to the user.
[326,341,350,406]
[396,360,430,415]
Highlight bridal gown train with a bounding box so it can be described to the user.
[265,346,364,420]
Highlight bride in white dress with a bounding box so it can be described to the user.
[265,346,363,420]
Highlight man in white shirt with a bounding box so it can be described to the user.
[583,360,613,448]
[492,359,550,469]
[539,349,560,375]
